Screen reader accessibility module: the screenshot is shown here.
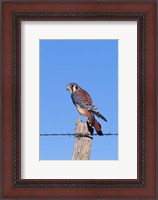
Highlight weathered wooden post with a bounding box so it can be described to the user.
[72,121,93,160]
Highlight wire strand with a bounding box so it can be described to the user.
[40,133,118,136]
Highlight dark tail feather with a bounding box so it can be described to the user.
[93,118,103,136]
[84,110,103,136]
[91,109,107,122]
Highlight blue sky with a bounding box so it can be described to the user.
[40,40,118,160]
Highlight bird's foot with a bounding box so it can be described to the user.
[75,117,81,125]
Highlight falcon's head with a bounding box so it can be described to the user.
[66,83,81,94]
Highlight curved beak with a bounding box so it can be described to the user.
[66,85,69,91]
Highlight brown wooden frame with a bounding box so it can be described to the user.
[1,1,157,199]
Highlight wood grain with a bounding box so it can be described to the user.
[1,1,157,199]
[72,121,93,160]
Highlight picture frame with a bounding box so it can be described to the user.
[1,1,157,199]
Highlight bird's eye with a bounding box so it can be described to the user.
[76,86,78,90]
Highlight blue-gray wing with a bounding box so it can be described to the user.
[71,89,107,122]
[71,89,93,110]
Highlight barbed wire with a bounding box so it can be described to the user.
[40,133,118,137]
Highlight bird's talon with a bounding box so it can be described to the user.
[75,117,81,125]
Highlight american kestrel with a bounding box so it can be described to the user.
[66,83,107,136]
